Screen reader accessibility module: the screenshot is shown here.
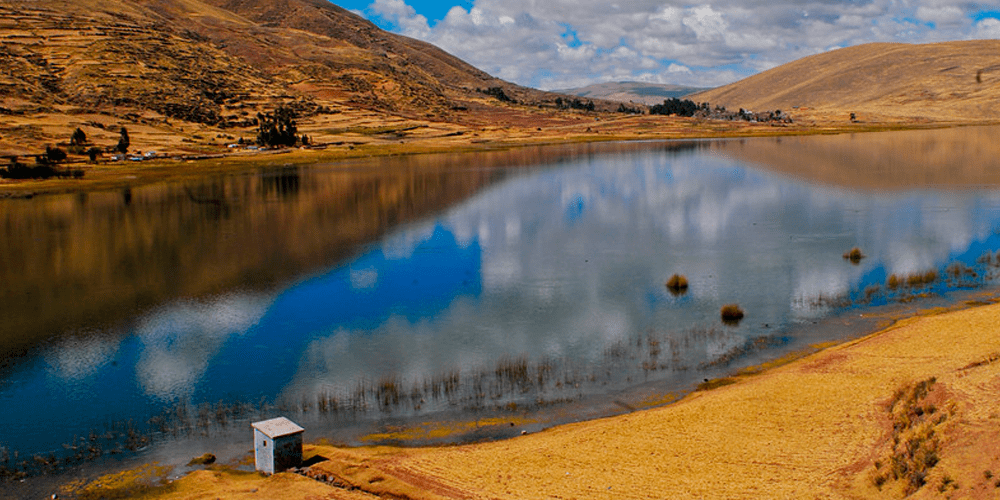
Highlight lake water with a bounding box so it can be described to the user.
[4,126,1000,484]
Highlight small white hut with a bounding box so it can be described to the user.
[252,417,304,474]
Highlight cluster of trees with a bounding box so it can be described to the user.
[479,86,514,103]
[2,153,83,179]
[0,126,126,179]
[255,107,308,148]
[554,97,595,111]
[649,98,705,117]
[616,103,643,114]
[647,98,792,123]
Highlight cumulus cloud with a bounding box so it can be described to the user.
[976,17,1000,38]
[359,0,1000,89]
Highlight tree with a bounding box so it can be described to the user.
[649,98,700,117]
[70,127,87,146]
[42,145,67,163]
[116,127,130,154]
[87,147,102,162]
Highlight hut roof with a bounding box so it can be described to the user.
[252,417,304,438]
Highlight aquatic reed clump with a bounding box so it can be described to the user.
[376,375,402,409]
[666,274,689,296]
[720,304,745,324]
[843,247,865,264]
[906,270,938,287]
[495,356,531,392]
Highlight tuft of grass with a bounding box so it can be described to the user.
[720,304,745,324]
[696,377,737,391]
[666,274,689,295]
[187,453,216,466]
[843,247,865,264]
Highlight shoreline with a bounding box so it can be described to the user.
[52,290,1000,499]
[0,117,976,198]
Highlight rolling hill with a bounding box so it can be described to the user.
[556,81,710,106]
[0,0,622,158]
[691,40,1000,123]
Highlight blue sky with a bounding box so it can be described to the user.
[332,1,1000,90]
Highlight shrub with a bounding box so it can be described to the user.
[71,127,87,146]
[843,247,865,263]
[666,274,689,295]
[187,453,216,466]
[720,304,745,323]
[41,145,67,164]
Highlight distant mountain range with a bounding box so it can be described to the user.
[555,82,711,106]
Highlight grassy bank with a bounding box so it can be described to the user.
[59,295,1000,499]
[0,115,961,198]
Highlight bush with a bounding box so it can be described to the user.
[720,304,745,323]
[666,274,689,295]
[843,247,865,263]
[71,127,87,146]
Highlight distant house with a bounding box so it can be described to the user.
[252,417,304,475]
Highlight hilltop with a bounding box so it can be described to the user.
[692,40,1000,123]
[556,81,710,106]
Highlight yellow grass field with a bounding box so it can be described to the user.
[70,298,1000,499]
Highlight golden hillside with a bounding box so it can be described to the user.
[692,40,1000,123]
[0,0,623,158]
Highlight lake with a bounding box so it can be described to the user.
[4,126,1000,485]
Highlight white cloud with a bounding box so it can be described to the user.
[916,6,966,26]
[362,0,999,89]
[975,18,1000,38]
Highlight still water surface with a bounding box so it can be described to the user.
[4,127,1000,476]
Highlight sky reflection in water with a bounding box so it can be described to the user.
[5,138,1000,459]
